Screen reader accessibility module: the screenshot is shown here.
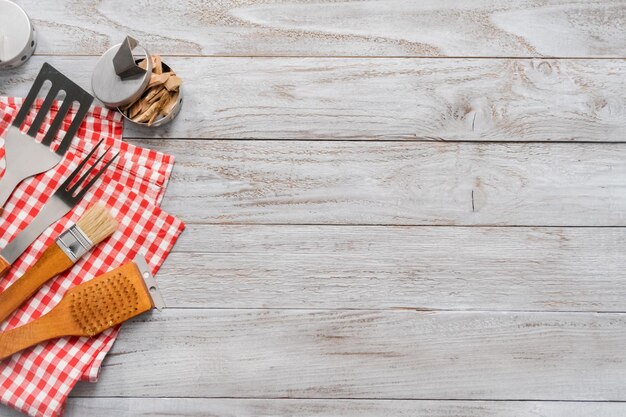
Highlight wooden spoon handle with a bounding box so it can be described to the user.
[0,244,73,324]
[0,256,10,278]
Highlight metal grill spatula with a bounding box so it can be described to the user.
[0,63,94,209]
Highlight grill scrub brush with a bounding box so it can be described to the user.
[0,255,164,360]
[0,203,118,324]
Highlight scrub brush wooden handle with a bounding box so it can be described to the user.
[0,262,156,361]
[0,307,79,359]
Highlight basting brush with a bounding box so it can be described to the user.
[0,203,118,324]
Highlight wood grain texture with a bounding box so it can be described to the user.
[1,398,624,417]
[157,225,626,311]
[1,3,625,413]
[1,56,624,141]
[15,0,626,57]
[0,309,78,361]
[0,257,10,279]
[129,139,626,226]
[0,244,74,324]
[73,309,626,400]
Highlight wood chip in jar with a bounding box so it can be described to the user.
[152,55,162,74]
[163,91,179,115]
[164,75,182,91]
[146,91,172,125]
[142,86,161,103]
[128,99,146,119]
[147,88,167,105]
[133,100,160,123]
[148,72,171,88]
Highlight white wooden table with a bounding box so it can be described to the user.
[1,1,626,415]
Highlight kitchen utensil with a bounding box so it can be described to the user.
[0,62,94,209]
[0,204,117,324]
[0,255,164,361]
[0,0,36,70]
[92,36,182,127]
[0,140,118,277]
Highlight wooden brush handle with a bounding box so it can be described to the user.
[0,244,73,324]
[0,260,157,361]
[0,256,10,278]
[0,309,76,361]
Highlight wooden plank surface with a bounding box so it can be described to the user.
[157,225,626,311]
[2,2,626,415]
[16,0,626,57]
[1,56,624,142]
[72,309,626,400]
[4,398,626,417]
[133,139,626,226]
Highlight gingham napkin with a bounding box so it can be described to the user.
[0,97,185,417]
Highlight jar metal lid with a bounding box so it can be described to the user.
[91,36,153,108]
[0,0,36,70]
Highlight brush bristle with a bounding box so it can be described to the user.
[76,203,118,245]
[70,271,141,336]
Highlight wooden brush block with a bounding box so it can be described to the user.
[0,262,154,361]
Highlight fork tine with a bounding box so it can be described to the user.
[57,139,104,191]
[12,63,54,129]
[41,95,72,146]
[67,145,111,194]
[73,151,119,201]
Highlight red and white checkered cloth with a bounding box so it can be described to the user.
[0,97,185,417]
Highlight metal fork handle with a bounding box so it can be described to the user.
[0,126,61,209]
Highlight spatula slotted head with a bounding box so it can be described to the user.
[14,63,94,154]
[67,263,153,336]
